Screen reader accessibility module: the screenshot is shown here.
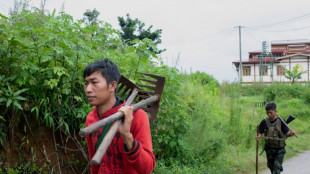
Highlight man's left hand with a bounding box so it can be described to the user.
[288,129,296,137]
[118,106,134,150]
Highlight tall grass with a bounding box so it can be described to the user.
[155,80,310,174]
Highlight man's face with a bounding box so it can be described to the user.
[84,71,116,106]
[266,109,277,120]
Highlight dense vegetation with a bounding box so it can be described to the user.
[0,6,310,174]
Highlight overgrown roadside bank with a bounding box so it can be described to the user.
[0,5,310,174]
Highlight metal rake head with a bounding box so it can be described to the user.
[117,73,165,120]
[254,102,265,108]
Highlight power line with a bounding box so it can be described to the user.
[243,28,262,43]
[246,25,310,33]
[248,12,310,29]
[218,27,237,34]
[260,25,310,32]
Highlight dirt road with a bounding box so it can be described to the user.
[261,150,310,174]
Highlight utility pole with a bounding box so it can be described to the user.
[238,26,243,85]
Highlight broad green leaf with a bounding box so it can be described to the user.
[49,117,54,128]
[13,88,28,96]
[53,67,66,77]
[9,38,28,48]
[7,86,12,93]
[31,107,39,120]
[13,101,23,110]
[6,99,12,107]
[0,115,5,121]
[61,88,71,95]
[64,122,69,133]
[74,96,82,102]
[0,97,7,103]
[43,80,50,86]
[15,96,27,101]
[0,13,8,20]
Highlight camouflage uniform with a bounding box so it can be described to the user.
[265,147,286,174]
[258,117,289,174]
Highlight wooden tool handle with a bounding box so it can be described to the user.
[276,114,298,138]
[90,94,160,165]
[91,119,122,165]
[90,89,138,165]
[256,125,259,174]
[79,94,159,137]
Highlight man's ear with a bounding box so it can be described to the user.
[109,81,117,92]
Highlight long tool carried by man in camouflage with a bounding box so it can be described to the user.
[255,102,296,174]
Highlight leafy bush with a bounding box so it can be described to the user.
[263,83,307,102]
[241,83,264,96]
[302,86,310,105]
[0,8,200,170]
[263,86,277,101]
[0,163,41,174]
[0,119,5,147]
[151,66,191,160]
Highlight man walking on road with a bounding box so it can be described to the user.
[255,102,296,174]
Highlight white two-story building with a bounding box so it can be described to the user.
[233,39,310,84]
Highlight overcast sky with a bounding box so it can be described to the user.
[1,0,310,82]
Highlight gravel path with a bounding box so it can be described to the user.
[261,150,310,174]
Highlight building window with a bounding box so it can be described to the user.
[260,66,268,76]
[277,65,286,76]
[272,53,282,57]
[243,66,251,76]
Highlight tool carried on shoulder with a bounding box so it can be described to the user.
[79,73,165,165]
[263,101,298,138]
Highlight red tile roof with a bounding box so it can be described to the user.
[232,58,280,64]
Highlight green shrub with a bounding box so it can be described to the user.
[1,163,41,174]
[263,85,277,101]
[241,83,264,96]
[262,83,307,102]
[302,87,310,105]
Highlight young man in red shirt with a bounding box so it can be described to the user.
[84,59,155,174]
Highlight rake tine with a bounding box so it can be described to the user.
[141,73,160,79]
[138,90,155,95]
[118,82,126,91]
[121,86,131,98]
[138,73,165,119]
[139,78,157,85]
[143,108,157,113]
[139,84,156,91]
[137,94,149,99]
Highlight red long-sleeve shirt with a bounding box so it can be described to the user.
[86,103,155,174]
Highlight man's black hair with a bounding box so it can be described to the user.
[84,58,121,86]
[265,102,276,111]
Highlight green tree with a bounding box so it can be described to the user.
[83,8,100,26]
[118,14,165,54]
[284,64,308,84]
